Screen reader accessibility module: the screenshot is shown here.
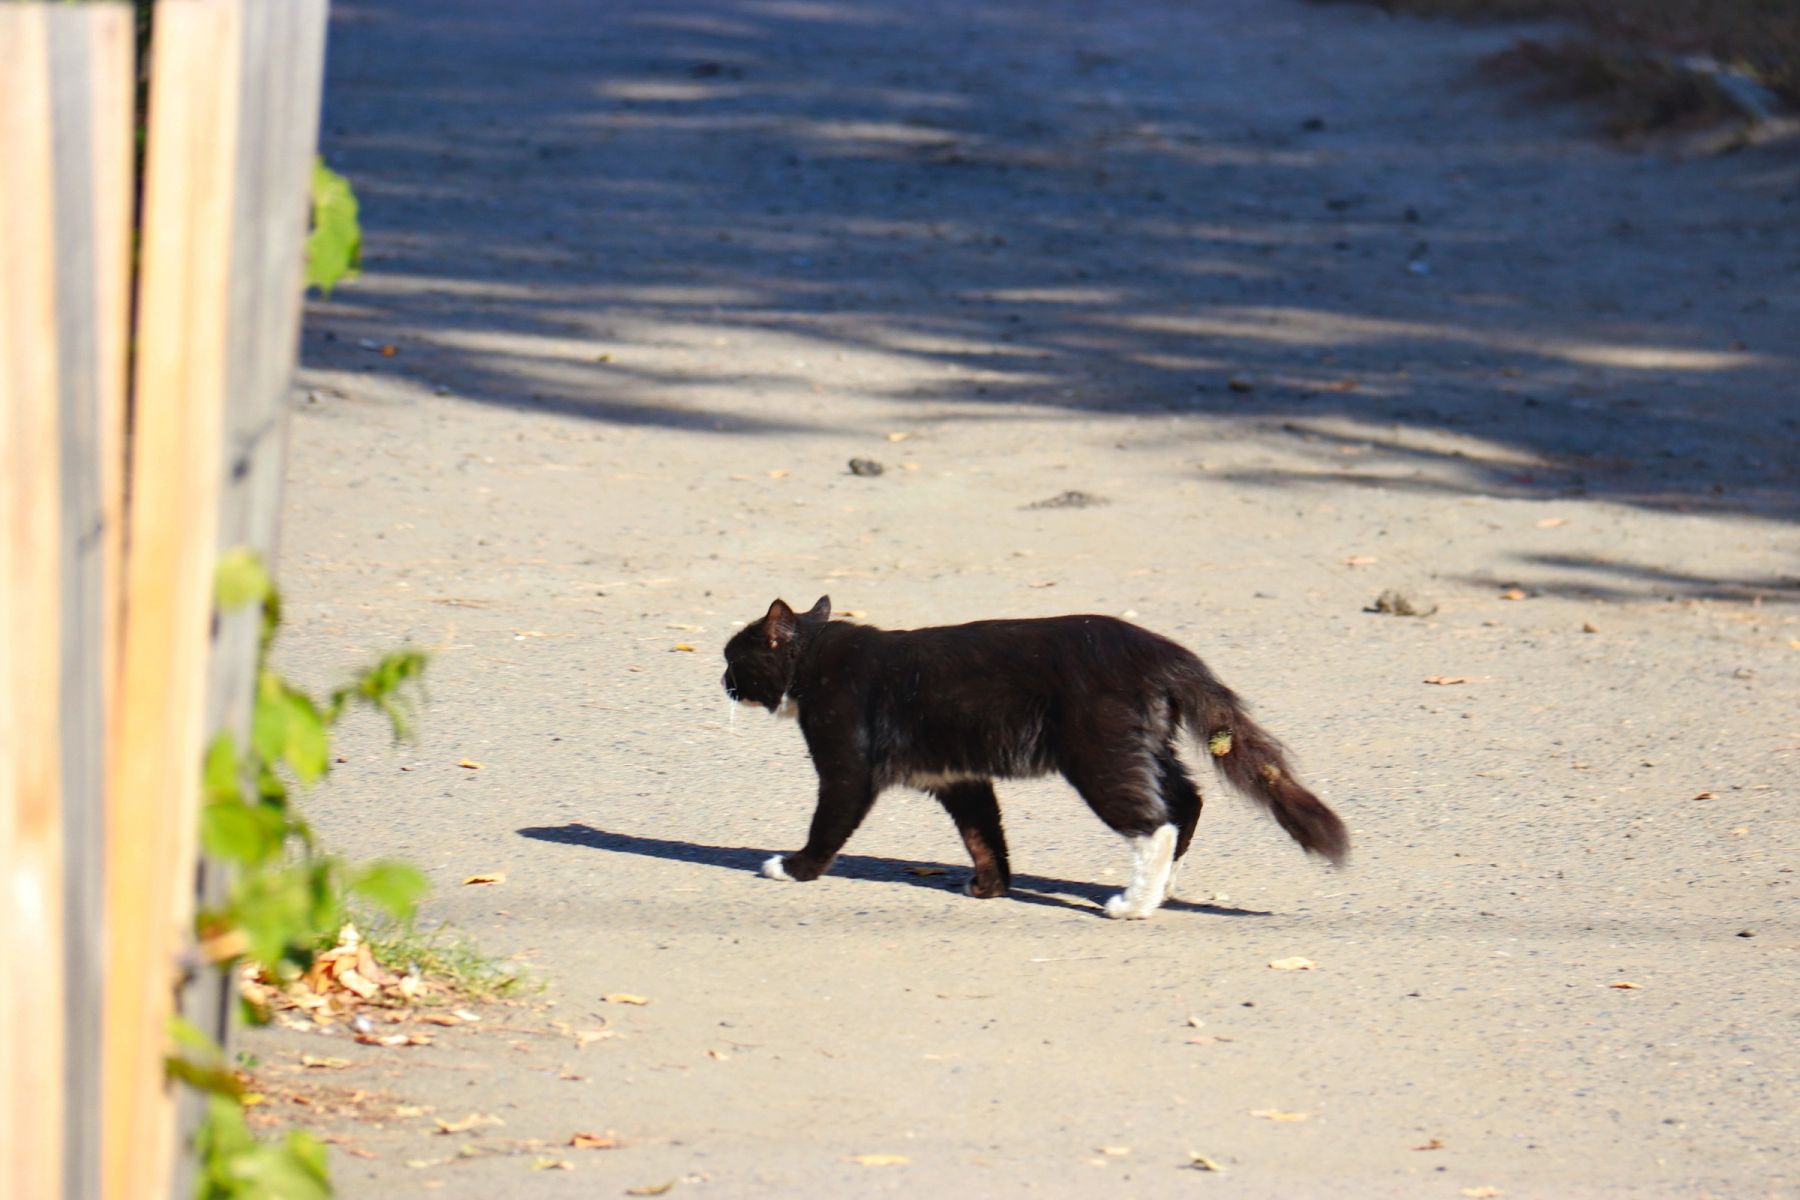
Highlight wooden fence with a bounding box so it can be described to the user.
[1,1,330,1196]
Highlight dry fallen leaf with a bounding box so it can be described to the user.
[434,1113,503,1135]
[457,759,482,770]
[1268,957,1316,971]
[904,866,947,876]
[1534,517,1567,528]
[1187,1153,1226,1172]
[848,1154,910,1167]
[570,1132,618,1150]
[1608,981,1642,990]
[625,1184,675,1197]
[416,1014,460,1027]
[706,1049,730,1061]
[1250,1108,1310,1122]
[1096,1146,1131,1157]
[885,431,912,442]
[531,1158,573,1171]
[1186,1015,1206,1028]
[1499,587,1528,601]
[1186,1035,1233,1046]
[673,643,695,652]
[766,468,791,479]
[1460,1189,1504,1199]
[574,1028,617,1049]
[462,873,505,886]
[1422,676,1470,686]
[299,1055,351,1070]
[1412,1138,1444,1151]
[603,993,650,1006]
[1344,555,1379,567]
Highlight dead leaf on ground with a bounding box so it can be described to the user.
[904,866,947,876]
[1268,957,1316,971]
[885,431,912,442]
[457,759,482,769]
[355,1032,432,1047]
[462,872,505,885]
[673,643,695,652]
[1534,517,1568,528]
[1096,1146,1130,1156]
[416,1014,461,1027]
[706,1049,730,1061]
[1187,1153,1226,1172]
[766,468,791,479]
[1344,555,1378,567]
[604,993,650,1006]
[570,1132,618,1149]
[1460,1189,1504,1198]
[848,1154,910,1166]
[1500,587,1529,601]
[1250,1109,1310,1122]
[1412,1137,1444,1151]
[1609,981,1642,990]
[434,1113,504,1135]
[532,1157,573,1171]
[1423,676,1470,686]
[299,1055,352,1070]
[626,1182,677,1195]
[1186,1035,1233,1046]
[575,1029,617,1049]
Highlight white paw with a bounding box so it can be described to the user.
[1104,892,1153,920]
[761,855,796,882]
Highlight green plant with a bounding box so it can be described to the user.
[172,549,429,1197]
[305,159,361,296]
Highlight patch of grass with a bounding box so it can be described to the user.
[355,915,540,1004]
[1329,0,1800,128]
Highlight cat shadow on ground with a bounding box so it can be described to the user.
[517,822,1272,919]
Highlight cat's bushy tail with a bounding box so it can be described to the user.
[1173,666,1349,865]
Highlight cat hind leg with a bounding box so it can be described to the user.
[1158,751,1203,902]
[932,780,1010,898]
[1064,745,1176,919]
[1103,823,1179,919]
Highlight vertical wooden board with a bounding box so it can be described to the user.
[175,1,330,1184]
[48,8,136,1200]
[103,1,242,1197]
[0,9,69,1200]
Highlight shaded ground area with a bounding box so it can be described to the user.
[253,0,1797,1196]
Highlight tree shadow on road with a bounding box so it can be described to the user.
[516,821,1274,919]
[306,0,1799,529]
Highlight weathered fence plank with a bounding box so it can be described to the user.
[47,10,137,1200]
[1,10,71,1200]
[104,0,245,1194]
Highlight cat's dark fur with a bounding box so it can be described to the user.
[722,596,1347,919]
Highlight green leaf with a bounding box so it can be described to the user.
[279,688,329,785]
[305,159,361,296]
[204,734,242,806]
[350,861,429,922]
[305,162,360,297]
[215,549,272,611]
[201,799,286,865]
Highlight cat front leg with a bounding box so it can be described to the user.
[762,765,876,883]
[931,780,1010,898]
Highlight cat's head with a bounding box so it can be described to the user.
[721,596,831,712]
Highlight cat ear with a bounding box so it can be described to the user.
[764,598,797,647]
[804,595,831,623]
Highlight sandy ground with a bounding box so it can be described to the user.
[245,0,1799,1195]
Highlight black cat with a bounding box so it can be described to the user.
[721,596,1347,919]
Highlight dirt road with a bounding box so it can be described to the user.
[250,0,1799,1195]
